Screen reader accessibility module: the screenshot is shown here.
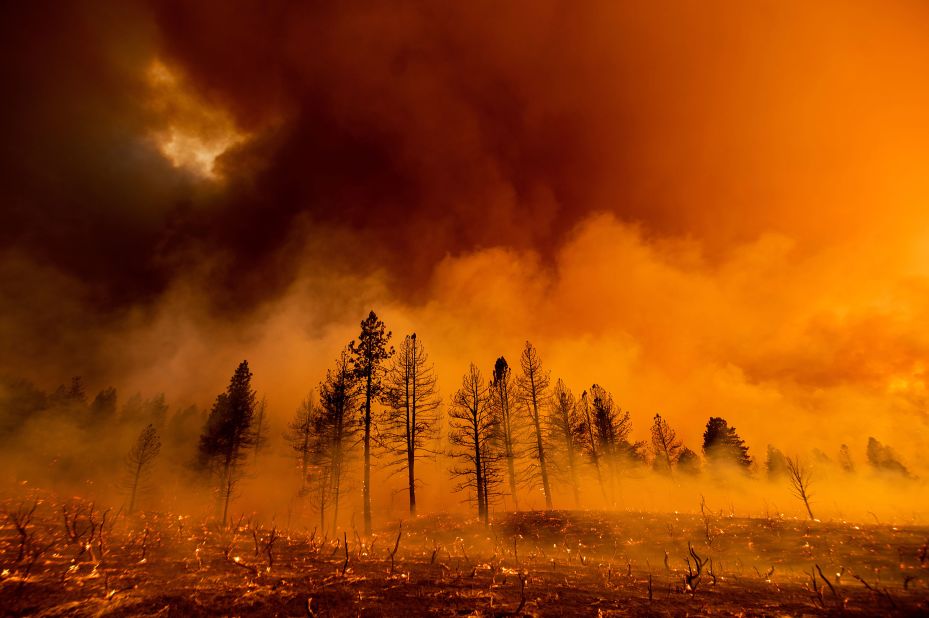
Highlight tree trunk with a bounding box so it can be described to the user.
[363,372,372,535]
[528,374,552,509]
[128,461,143,514]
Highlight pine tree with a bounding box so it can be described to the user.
[348,311,394,535]
[381,333,440,516]
[252,396,270,458]
[765,445,789,480]
[650,413,683,474]
[516,341,553,509]
[837,443,855,473]
[676,447,701,475]
[577,390,607,500]
[319,350,360,533]
[489,356,521,510]
[126,424,161,514]
[702,416,752,470]
[448,363,501,524]
[549,379,584,506]
[198,360,258,526]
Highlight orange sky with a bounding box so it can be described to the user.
[3,1,929,476]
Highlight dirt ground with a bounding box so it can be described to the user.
[2,497,928,616]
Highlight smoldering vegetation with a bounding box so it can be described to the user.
[2,312,929,615]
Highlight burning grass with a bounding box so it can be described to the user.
[1,492,928,616]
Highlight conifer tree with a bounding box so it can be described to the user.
[198,360,258,525]
[549,379,584,506]
[348,311,394,535]
[650,413,683,474]
[489,356,520,510]
[516,341,553,509]
[702,416,752,470]
[381,333,440,516]
[448,363,500,524]
[126,424,161,513]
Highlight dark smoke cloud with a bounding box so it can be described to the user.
[3,0,929,389]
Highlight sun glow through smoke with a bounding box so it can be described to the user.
[145,59,245,180]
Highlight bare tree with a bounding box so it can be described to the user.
[489,356,521,510]
[285,395,318,496]
[319,349,359,533]
[577,390,607,500]
[381,333,441,516]
[650,413,683,474]
[785,456,815,520]
[252,396,270,459]
[448,363,500,524]
[126,424,161,514]
[516,341,553,509]
[549,379,584,506]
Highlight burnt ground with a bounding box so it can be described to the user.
[2,499,928,616]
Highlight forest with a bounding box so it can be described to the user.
[2,311,928,616]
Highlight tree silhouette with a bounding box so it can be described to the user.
[198,360,258,526]
[702,416,752,470]
[650,413,683,474]
[448,363,500,524]
[785,455,815,520]
[285,395,318,496]
[489,356,521,510]
[319,349,360,533]
[125,423,161,514]
[348,311,394,535]
[765,445,789,480]
[837,443,855,473]
[549,379,584,506]
[252,396,270,459]
[381,333,440,516]
[577,390,607,500]
[89,387,117,426]
[866,437,910,478]
[589,384,645,496]
[677,447,701,475]
[516,341,553,509]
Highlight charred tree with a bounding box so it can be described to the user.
[549,379,584,506]
[516,341,553,509]
[319,350,360,533]
[125,423,161,514]
[490,356,521,511]
[348,311,394,536]
[252,396,270,459]
[381,333,440,516]
[785,456,815,520]
[448,363,500,524]
[198,360,258,526]
[577,390,607,500]
[650,413,683,474]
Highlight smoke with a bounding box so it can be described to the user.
[2,1,929,520]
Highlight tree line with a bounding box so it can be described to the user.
[0,311,915,523]
[187,310,916,531]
